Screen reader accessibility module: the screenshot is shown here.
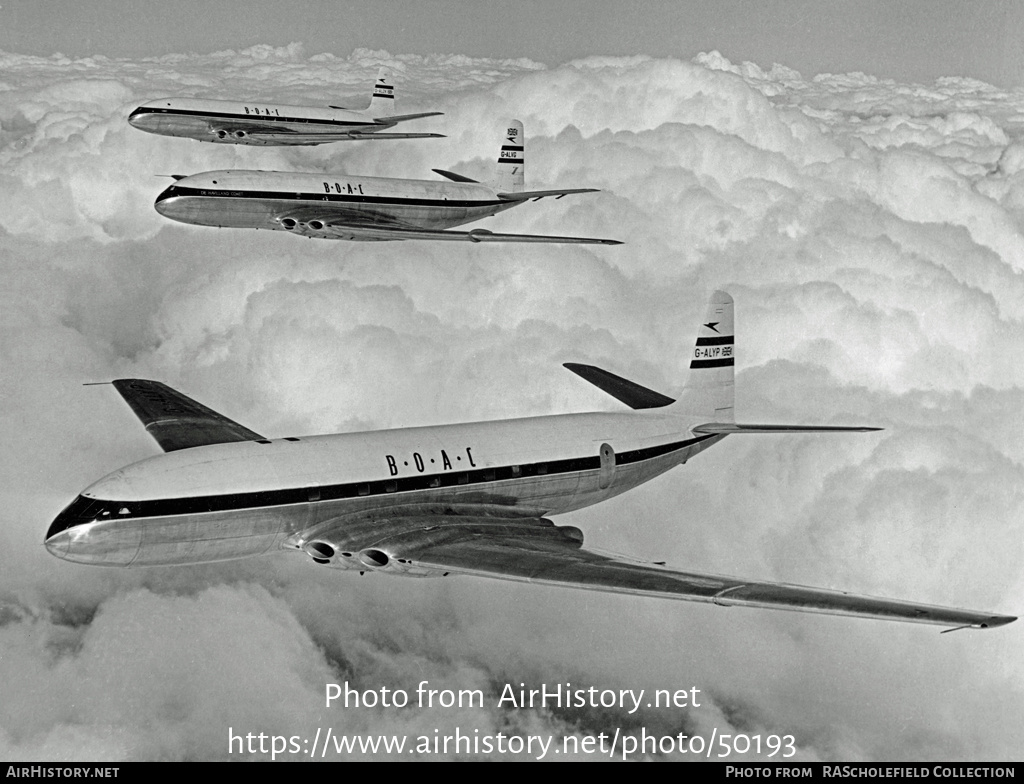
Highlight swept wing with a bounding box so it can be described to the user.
[318,225,622,244]
[110,379,264,452]
[276,208,622,244]
[309,512,1014,630]
[211,125,444,143]
[563,362,675,409]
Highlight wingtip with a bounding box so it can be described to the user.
[982,614,1018,628]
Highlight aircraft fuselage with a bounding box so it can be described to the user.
[154,170,518,238]
[46,410,722,568]
[128,99,385,145]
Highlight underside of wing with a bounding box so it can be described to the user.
[409,537,1014,629]
[236,130,444,143]
[321,224,622,244]
[275,207,622,244]
[110,379,264,452]
[210,123,284,136]
[297,510,1013,629]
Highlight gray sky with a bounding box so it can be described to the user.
[2,0,1023,86]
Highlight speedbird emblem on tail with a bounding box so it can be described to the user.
[46,292,1014,631]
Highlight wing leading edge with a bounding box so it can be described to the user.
[323,225,623,244]
[110,379,264,452]
[402,531,1014,629]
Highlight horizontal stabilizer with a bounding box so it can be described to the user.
[110,379,264,452]
[563,363,675,409]
[694,423,883,434]
[497,188,599,202]
[432,168,480,183]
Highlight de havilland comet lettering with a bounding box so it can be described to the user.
[45,292,1015,630]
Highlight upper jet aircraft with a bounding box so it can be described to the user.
[154,120,622,244]
[128,67,444,145]
[45,292,1014,631]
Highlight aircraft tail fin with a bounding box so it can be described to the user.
[368,66,396,117]
[673,291,882,434]
[494,119,525,193]
[670,290,736,421]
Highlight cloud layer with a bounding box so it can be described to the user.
[1,45,1021,761]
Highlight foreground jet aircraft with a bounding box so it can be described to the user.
[128,67,444,145]
[154,120,621,244]
[45,292,1014,630]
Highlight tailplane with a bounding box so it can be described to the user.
[566,290,880,434]
[494,119,525,193]
[675,291,880,434]
[368,66,396,118]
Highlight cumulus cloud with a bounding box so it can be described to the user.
[0,45,1021,761]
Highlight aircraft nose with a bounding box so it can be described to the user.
[44,496,141,565]
[127,107,147,128]
[154,185,181,215]
[45,500,81,560]
[44,529,70,559]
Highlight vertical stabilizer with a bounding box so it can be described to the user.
[495,120,525,193]
[672,291,735,420]
[368,66,395,117]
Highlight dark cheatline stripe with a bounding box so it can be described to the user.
[496,158,523,164]
[156,185,506,210]
[695,336,733,346]
[500,145,524,152]
[690,358,734,369]
[131,107,370,127]
[52,435,717,528]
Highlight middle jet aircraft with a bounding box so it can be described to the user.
[128,67,445,145]
[154,120,623,244]
[44,292,1015,631]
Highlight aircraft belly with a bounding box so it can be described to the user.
[157,116,210,138]
[58,520,142,566]
[131,504,303,565]
[157,196,282,229]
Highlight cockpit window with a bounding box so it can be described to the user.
[62,496,104,520]
[47,495,115,539]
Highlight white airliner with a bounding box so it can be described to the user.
[45,292,1014,630]
[128,67,444,145]
[153,120,622,244]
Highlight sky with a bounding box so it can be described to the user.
[1,0,1023,86]
[1,2,1023,763]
